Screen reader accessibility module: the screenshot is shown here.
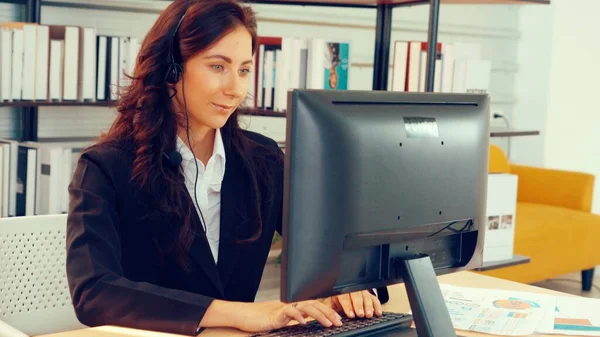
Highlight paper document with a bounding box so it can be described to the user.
[537,296,600,336]
[440,284,556,336]
[438,284,600,336]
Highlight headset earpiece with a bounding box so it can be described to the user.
[165,62,182,84]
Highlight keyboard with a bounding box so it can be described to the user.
[249,312,413,337]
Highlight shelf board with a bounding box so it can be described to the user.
[474,255,531,272]
[0,101,113,108]
[251,0,549,7]
[34,0,550,13]
[8,0,548,8]
[41,0,168,14]
[238,108,286,117]
[434,0,549,3]
[1,103,541,139]
[240,112,541,138]
[0,0,27,4]
[0,102,288,117]
[490,127,540,137]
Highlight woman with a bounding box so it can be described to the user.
[66,0,382,336]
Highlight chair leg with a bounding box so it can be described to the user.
[582,268,595,291]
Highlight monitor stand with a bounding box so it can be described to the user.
[385,255,459,337]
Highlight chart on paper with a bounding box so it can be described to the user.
[440,284,556,336]
[539,296,600,336]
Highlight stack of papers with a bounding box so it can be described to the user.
[439,284,600,336]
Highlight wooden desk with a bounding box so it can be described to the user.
[38,272,573,337]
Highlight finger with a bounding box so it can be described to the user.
[372,294,383,316]
[350,292,365,318]
[297,304,336,327]
[330,296,342,313]
[283,305,306,325]
[336,294,355,318]
[313,300,344,326]
[272,306,293,328]
[362,290,374,318]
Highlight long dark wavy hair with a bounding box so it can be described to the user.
[95,0,276,269]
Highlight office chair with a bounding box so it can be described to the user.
[0,214,84,336]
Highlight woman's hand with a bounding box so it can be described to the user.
[202,291,382,333]
[234,299,344,332]
[324,290,383,319]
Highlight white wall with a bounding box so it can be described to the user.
[514,0,600,213]
[511,4,553,167]
[543,0,600,214]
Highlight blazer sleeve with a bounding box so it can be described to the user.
[272,142,285,236]
[66,149,213,336]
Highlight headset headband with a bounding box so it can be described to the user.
[167,13,186,65]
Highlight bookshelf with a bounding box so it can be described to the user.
[251,0,549,92]
[0,99,545,137]
[1,0,549,141]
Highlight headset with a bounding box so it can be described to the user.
[165,13,186,85]
[163,11,207,236]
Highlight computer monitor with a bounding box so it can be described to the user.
[281,89,490,337]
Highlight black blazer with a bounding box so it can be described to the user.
[66,130,284,336]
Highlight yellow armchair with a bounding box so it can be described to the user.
[511,164,595,213]
[479,144,600,290]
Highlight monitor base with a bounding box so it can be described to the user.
[394,255,457,337]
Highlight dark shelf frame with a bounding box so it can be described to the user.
[25,0,41,142]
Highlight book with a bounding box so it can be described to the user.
[0,27,12,101]
[324,41,349,90]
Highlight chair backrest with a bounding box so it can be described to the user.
[0,214,85,336]
[489,144,511,174]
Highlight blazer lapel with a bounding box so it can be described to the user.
[217,136,247,291]
[186,192,226,298]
